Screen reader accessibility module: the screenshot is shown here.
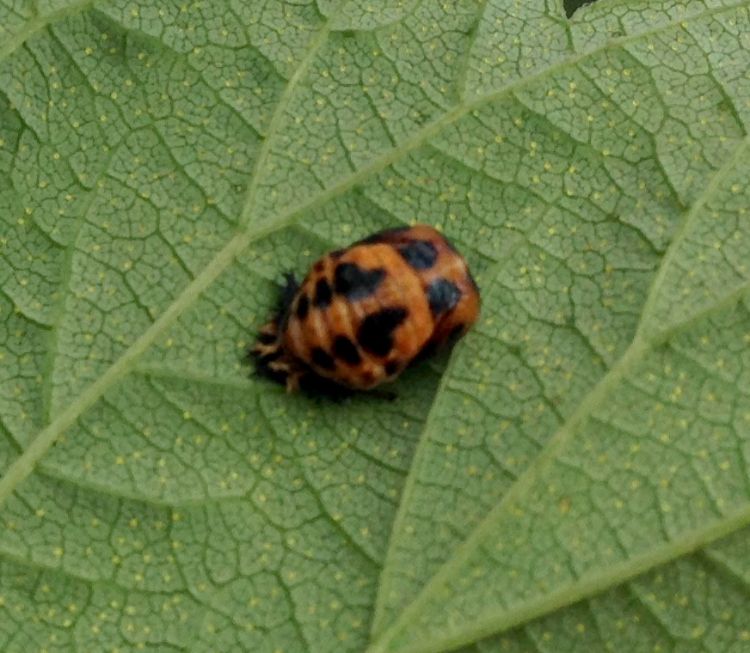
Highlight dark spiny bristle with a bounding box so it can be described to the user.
[256,365,289,386]
[256,331,277,345]
[248,315,285,385]
[277,272,300,322]
[256,349,281,364]
[251,344,288,385]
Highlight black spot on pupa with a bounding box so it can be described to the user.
[329,249,345,259]
[311,347,335,370]
[295,294,310,320]
[357,307,407,356]
[334,263,386,300]
[357,226,410,245]
[313,278,332,307]
[397,240,437,270]
[385,361,399,376]
[332,335,362,365]
[427,279,461,316]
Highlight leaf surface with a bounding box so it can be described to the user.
[1,1,750,652]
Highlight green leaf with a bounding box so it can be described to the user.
[1,1,750,652]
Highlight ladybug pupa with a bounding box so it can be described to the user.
[252,224,480,394]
